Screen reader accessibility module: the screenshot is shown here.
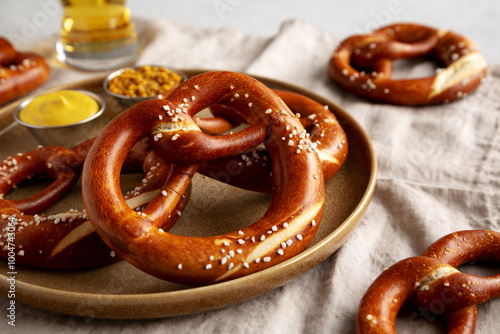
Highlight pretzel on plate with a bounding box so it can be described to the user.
[329,23,488,105]
[0,139,188,269]
[82,71,326,286]
[0,37,50,105]
[196,89,348,193]
[356,230,500,333]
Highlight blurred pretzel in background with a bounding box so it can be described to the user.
[0,37,50,105]
[329,23,488,105]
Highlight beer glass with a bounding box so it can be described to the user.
[56,0,140,71]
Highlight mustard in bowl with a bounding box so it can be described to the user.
[14,90,105,148]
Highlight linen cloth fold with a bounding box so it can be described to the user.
[2,17,499,334]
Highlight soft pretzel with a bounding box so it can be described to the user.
[329,23,488,105]
[356,230,500,333]
[0,37,50,105]
[0,145,84,214]
[82,71,325,286]
[196,89,348,193]
[0,139,187,269]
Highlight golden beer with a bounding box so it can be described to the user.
[56,0,140,70]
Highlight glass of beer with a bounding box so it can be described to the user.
[56,0,140,71]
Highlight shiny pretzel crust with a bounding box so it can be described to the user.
[82,71,326,285]
[329,23,488,105]
[356,230,500,333]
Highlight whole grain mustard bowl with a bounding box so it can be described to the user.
[103,65,187,109]
[14,90,105,148]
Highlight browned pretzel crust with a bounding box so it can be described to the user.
[0,37,50,105]
[196,89,348,193]
[356,230,500,333]
[329,23,488,105]
[82,71,326,285]
[0,139,187,269]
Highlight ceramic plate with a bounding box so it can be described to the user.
[0,69,376,319]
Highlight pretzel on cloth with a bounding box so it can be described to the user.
[195,89,348,193]
[82,71,325,286]
[0,37,50,105]
[356,230,500,333]
[0,139,187,269]
[329,23,488,105]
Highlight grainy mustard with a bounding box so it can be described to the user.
[108,65,183,97]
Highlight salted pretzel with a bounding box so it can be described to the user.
[329,23,488,105]
[356,230,500,333]
[0,139,187,269]
[196,89,348,193]
[82,71,325,286]
[0,37,50,105]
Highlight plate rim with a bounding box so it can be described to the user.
[0,69,377,319]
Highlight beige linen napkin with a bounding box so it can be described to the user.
[2,17,499,334]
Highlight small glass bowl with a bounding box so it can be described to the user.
[14,90,105,148]
[103,65,187,110]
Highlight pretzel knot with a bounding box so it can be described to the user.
[82,71,325,286]
[196,89,348,193]
[0,139,186,269]
[329,23,488,105]
[356,230,500,333]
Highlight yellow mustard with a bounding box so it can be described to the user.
[19,90,99,127]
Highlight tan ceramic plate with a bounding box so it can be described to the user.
[0,69,377,319]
